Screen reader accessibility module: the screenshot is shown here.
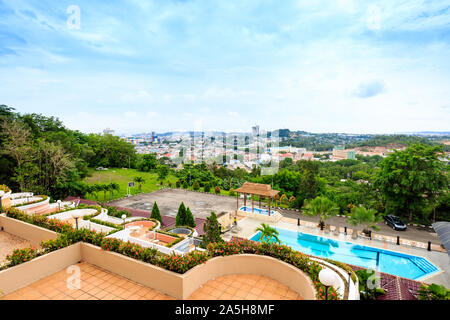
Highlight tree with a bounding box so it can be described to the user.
[157,164,169,180]
[150,202,162,223]
[255,223,281,244]
[302,196,339,228]
[176,202,187,226]
[192,180,200,191]
[110,182,120,199]
[137,154,157,172]
[201,212,223,248]
[347,206,382,235]
[185,207,196,227]
[374,144,448,222]
[133,176,145,191]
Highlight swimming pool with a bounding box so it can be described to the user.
[250,228,440,280]
[239,206,274,215]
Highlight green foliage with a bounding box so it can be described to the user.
[136,154,157,172]
[302,196,339,227]
[133,176,145,191]
[203,183,211,193]
[255,223,281,244]
[374,144,448,222]
[157,164,169,180]
[201,212,223,248]
[150,202,162,223]
[347,206,382,234]
[185,207,196,227]
[192,180,200,191]
[355,269,386,300]
[176,202,187,226]
[418,283,450,300]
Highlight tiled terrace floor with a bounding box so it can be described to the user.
[188,274,303,300]
[0,231,34,264]
[1,262,174,300]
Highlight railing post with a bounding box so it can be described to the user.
[344,226,347,235]
[428,241,432,251]
[397,236,400,245]
[297,218,300,226]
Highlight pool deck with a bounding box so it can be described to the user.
[227,217,450,287]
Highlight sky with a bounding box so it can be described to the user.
[0,0,449,135]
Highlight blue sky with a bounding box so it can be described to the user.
[0,0,449,134]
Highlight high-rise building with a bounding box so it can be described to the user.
[252,125,260,136]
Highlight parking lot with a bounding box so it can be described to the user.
[108,189,238,219]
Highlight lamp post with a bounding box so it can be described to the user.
[71,211,82,230]
[57,200,62,211]
[122,214,127,225]
[319,268,336,300]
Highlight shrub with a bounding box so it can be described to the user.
[176,202,187,226]
[418,283,450,300]
[176,180,181,188]
[5,248,38,267]
[0,184,11,193]
[203,183,211,193]
[192,181,200,191]
[201,212,223,248]
[206,238,340,300]
[185,207,196,228]
[229,188,235,196]
[214,186,221,194]
[158,251,209,274]
[150,202,162,223]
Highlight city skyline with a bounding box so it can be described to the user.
[1,0,449,134]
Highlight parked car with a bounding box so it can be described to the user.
[383,215,407,231]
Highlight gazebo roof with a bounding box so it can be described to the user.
[234,182,280,197]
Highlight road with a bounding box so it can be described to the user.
[278,208,441,245]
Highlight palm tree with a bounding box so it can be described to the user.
[133,176,145,192]
[255,223,281,244]
[102,184,110,202]
[109,182,120,200]
[347,206,382,237]
[302,196,339,229]
[92,183,102,202]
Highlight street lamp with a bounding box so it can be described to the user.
[71,211,83,230]
[122,214,127,225]
[57,199,62,211]
[319,268,336,300]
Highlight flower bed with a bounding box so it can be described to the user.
[5,207,74,234]
[3,206,346,299]
[207,239,340,300]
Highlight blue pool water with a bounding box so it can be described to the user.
[239,206,274,215]
[250,228,439,280]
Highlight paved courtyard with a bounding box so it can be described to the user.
[188,274,303,300]
[108,189,237,219]
[0,231,34,265]
[1,262,174,300]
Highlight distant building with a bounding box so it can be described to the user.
[252,125,260,137]
[103,128,115,136]
[332,148,356,160]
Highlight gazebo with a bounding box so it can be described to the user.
[234,182,280,217]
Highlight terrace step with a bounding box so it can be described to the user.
[410,257,437,274]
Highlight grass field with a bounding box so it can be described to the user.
[83,168,178,201]
[83,168,289,208]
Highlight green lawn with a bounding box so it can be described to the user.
[83,168,178,201]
